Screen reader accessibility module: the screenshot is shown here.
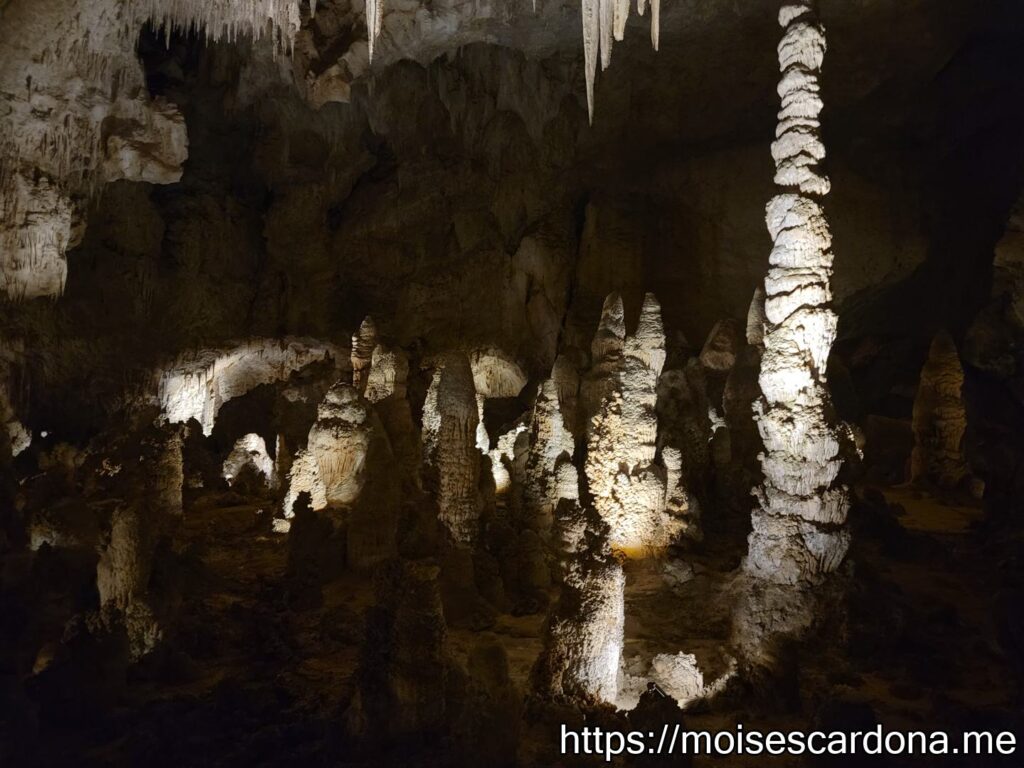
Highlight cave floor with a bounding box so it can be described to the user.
[34,485,1021,767]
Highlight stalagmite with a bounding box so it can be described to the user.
[351,317,378,395]
[699,319,743,374]
[746,286,767,348]
[656,360,713,538]
[911,331,969,489]
[552,353,582,436]
[145,426,184,519]
[365,345,419,487]
[364,344,408,404]
[436,353,483,546]
[283,382,397,565]
[345,559,448,742]
[306,384,377,506]
[745,1,850,586]
[580,292,626,428]
[532,502,624,705]
[96,503,162,660]
[523,379,576,535]
[284,383,373,514]
[585,293,682,553]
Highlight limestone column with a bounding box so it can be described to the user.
[745,1,850,586]
[911,331,968,489]
[436,352,482,546]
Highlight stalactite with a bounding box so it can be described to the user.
[745,1,850,586]
[579,0,661,122]
[366,0,384,63]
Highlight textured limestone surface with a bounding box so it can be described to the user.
[745,2,850,587]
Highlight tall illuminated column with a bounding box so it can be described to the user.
[745,1,850,586]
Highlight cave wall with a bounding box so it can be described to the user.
[1,0,1022,441]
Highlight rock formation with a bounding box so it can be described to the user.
[364,345,419,488]
[585,293,682,553]
[159,338,344,436]
[223,433,276,493]
[523,379,577,536]
[532,502,624,705]
[96,503,162,660]
[911,331,969,489]
[284,382,397,566]
[551,353,582,437]
[699,319,743,374]
[580,0,662,121]
[745,1,850,586]
[746,286,767,348]
[351,317,378,395]
[346,559,449,742]
[656,361,714,538]
[436,353,483,547]
[580,292,626,429]
[0,0,189,300]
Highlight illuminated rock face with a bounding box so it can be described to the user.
[436,353,483,546]
[585,293,683,553]
[911,331,969,489]
[285,384,369,509]
[746,287,767,348]
[284,382,397,566]
[0,0,189,300]
[532,503,624,705]
[364,344,408,404]
[309,384,376,505]
[746,2,850,586]
[159,337,344,436]
[580,0,662,122]
[223,433,276,491]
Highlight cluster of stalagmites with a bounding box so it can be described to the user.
[7,286,791,728]
[911,331,969,489]
[21,420,185,675]
[745,1,850,587]
[584,293,684,554]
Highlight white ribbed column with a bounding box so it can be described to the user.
[745,1,850,586]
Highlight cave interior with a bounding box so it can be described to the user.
[2,0,1024,765]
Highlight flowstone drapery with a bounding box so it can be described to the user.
[745,1,850,586]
